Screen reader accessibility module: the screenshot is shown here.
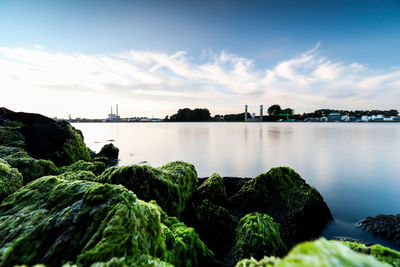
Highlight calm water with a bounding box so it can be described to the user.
[73,122,400,248]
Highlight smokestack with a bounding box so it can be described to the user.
[260,105,263,121]
[245,105,248,121]
[111,106,113,115]
[116,104,119,116]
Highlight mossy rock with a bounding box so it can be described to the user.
[0,159,23,202]
[342,241,400,266]
[0,126,25,147]
[229,167,332,244]
[93,156,109,167]
[98,143,119,159]
[58,170,97,182]
[232,212,286,263]
[0,176,213,267]
[184,199,237,257]
[97,161,198,218]
[3,152,59,184]
[0,145,25,158]
[195,173,227,206]
[89,255,174,266]
[60,160,106,176]
[235,238,390,267]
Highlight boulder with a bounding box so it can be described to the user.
[0,108,91,166]
[58,170,97,182]
[0,159,23,202]
[97,161,198,218]
[3,152,59,184]
[0,145,25,158]
[0,176,213,267]
[222,177,250,199]
[195,173,227,206]
[235,238,389,267]
[98,143,119,159]
[228,167,332,245]
[231,212,286,263]
[358,214,400,243]
[60,160,106,176]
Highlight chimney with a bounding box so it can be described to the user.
[111,106,113,115]
[116,104,119,116]
[260,105,263,121]
[245,105,248,121]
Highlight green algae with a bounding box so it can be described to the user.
[196,173,226,205]
[60,160,106,176]
[0,176,213,267]
[97,161,198,218]
[0,159,23,202]
[58,170,97,182]
[233,212,286,262]
[0,126,25,147]
[342,241,400,266]
[0,145,25,158]
[89,255,174,267]
[98,143,119,159]
[3,152,59,184]
[236,238,390,267]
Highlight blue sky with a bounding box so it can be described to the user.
[1,0,400,118]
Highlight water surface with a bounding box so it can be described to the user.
[73,122,400,248]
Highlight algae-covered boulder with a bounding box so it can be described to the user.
[0,126,25,147]
[0,176,213,267]
[229,167,332,244]
[232,213,286,263]
[184,199,237,257]
[58,170,97,182]
[0,108,91,166]
[235,238,390,267]
[0,145,25,158]
[0,159,23,201]
[196,173,227,205]
[98,143,119,159]
[3,152,59,184]
[342,241,400,266]
[97,161,198,218]
[89,256,174,267]
[60,160,106,176]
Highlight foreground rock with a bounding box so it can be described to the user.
[228,167,333,245]
[195,173,227,206]
[236,238,390,267]
[358,214,400,243]
[0,159,23,201]
[0,107,91,166]
[97,161,198,218]
[0,176,213,267]
[60,160,106,176]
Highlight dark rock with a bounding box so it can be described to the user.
[358,214,400,242]
[228,167,333,246]
[98,143,119,159]
[194,173,227,206]
[332,237,374,246]
[222,177,250,198]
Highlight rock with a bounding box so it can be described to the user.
[0,108,91,166]
[231,212,286,264]
[3,152,59,184]
[88,256,174,267]
[228,167,332,245]
[0,145,25,158]
[0,176,213,267]
[341,240,400,266]
[235,238,389,267]
[98,143,119,159]
[60,160,106,176]
[58,170,97,182]
[93,156,109,167]
[222,177,250,199]
[97,161,198,218]
[0,126,25,147]
[358,214,400,242]
[0,159,23,202]
[332,236,374,246]
[195,173,227,206]
[184,199,237,258]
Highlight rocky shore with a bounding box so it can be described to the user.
[1,107,400,266]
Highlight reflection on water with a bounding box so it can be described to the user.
[73,122,400,247]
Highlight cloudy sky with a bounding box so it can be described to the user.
[1,0,400,118]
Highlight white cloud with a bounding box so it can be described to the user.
[0,44,399,118]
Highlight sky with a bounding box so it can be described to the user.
[1,0,400,118]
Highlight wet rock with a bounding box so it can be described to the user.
[235,238,389,267]
[222,177,250,199]
[58,170,97,182]
[98,143,119,159]
[0,176,213,267]
[195,173,227,206]
[0,159,23,202]
[332,236,374,246]
[358,214,400,242]
[228,167,333,245]
[97,161,198,218]
[231,212,286,264]
[60,160,106,176]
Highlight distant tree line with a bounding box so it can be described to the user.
[165,106,399,122]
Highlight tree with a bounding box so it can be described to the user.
[281,108,294,115]
[268,105,282,116]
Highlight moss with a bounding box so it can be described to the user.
[97,161,198,218]
[90,256,174,267]
[0,176,213,267]
[52,124,91,166]
[196,173,227,205]
[0,145,25,158]
[232,213,286,262]
[93,156,109,167]
[60,160,106,176]
[342,241,400,266]
[0,126,25,147]
[58,170,97,182]
[0,159,23,202]
[98,143,119,159]
[235,238,390,267]
[3,152,59,184]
